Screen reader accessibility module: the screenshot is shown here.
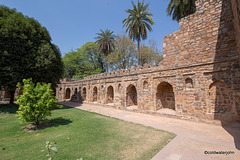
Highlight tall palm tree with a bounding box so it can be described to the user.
[95,29,115,72]
[167,0,196,21]
[123,0,154,66]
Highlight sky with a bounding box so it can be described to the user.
[0,0,179,56]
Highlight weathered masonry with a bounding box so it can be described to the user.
[57,0,240,123]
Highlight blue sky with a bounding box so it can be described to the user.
[0,0,179,56]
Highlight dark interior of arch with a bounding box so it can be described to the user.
[126,85,137,106]
[156,82,175,110]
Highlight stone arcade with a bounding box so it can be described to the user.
[1,0,240,123]
[55,0,240,123]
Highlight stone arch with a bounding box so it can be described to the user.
[93,86,98,102]
[143,80,148,90]
[82,87,86,101]
[208,81,232,115]
[156,82,175,110]
[118,83,122,91]
[185,78,193,88]
[75,88,77,94]
[126,84,137,106]
[65,88,71,99]
[53,89,56,96]
[107,85,114,103]
[4,91,11,98]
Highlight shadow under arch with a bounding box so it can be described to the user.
[156,82,175,111]
[93,86,98,102]
[106,85,114,104]
[126,84,137,106]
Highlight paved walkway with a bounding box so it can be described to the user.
[58,102,240,160]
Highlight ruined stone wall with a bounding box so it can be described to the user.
[56,0,240,123]
[231,0,240,54]
[162,0,237,68]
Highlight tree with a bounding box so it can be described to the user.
[78,42,105,72]
[167,0,196,21]
[107,34,137,70]
[62,42,103,80]
[95,29,115,72]
[0,5,63,104]
[123,0,154,66]
[139,40,163,65]
[16,79,58,127]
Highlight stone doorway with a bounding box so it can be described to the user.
[208,81,232,120]
[93,86,98,102]
[126,84,137,107]
[156,82,175,110]
[4,91,11,99]
[65,88,71,99]
[82,87,86,101]
[107,86,114,103]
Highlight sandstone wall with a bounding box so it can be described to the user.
[56,0,240,123]
[162,0,237,68]
[231,0,240,54]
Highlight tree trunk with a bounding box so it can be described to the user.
[9,90,15,104]
[106,63,108,72]
[137,37,140,66]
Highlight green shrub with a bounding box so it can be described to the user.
[16,79,58,127]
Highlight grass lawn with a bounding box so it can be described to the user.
[0,104,175,160]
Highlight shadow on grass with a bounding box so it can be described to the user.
[0,104,19,114]
[24,117,72,132]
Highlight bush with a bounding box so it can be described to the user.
[16,79,58,127]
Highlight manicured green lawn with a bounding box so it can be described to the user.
[0,104,175,160]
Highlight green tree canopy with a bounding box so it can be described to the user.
[107,34,137,70]
[95,29,115,72]
[77,42,105,72]
[0,5,63,104]
[140,40,163,65]
[62,42,103,80]
[167,0,196,21]
[123,0,154,66]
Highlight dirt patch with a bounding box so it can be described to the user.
[23,120,51,132]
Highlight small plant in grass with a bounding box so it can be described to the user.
[41,141,57,160]
[16,78,59,128]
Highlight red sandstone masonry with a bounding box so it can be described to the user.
[231,0,240,55]
[162,0,237,68]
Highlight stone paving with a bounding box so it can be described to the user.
[58,102,240,160]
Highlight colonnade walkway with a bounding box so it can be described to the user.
[58,102,240,160]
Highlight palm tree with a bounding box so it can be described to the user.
[167,0,196,22]
[95,29,115,72]
[123,0,154,66]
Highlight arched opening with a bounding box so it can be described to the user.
[156,82,175,110]
[93,86,98,102]
[118,84,121,91]
[82,87,86,101]
[209,81,231,117]
[65,88,71,99]
[185,78,193,88]
[126,84,137,106]
[53,89,56,96]
[143,80,148,90]
[107,86,114,103]
[75,88,77,94]
[4,91,11,98]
